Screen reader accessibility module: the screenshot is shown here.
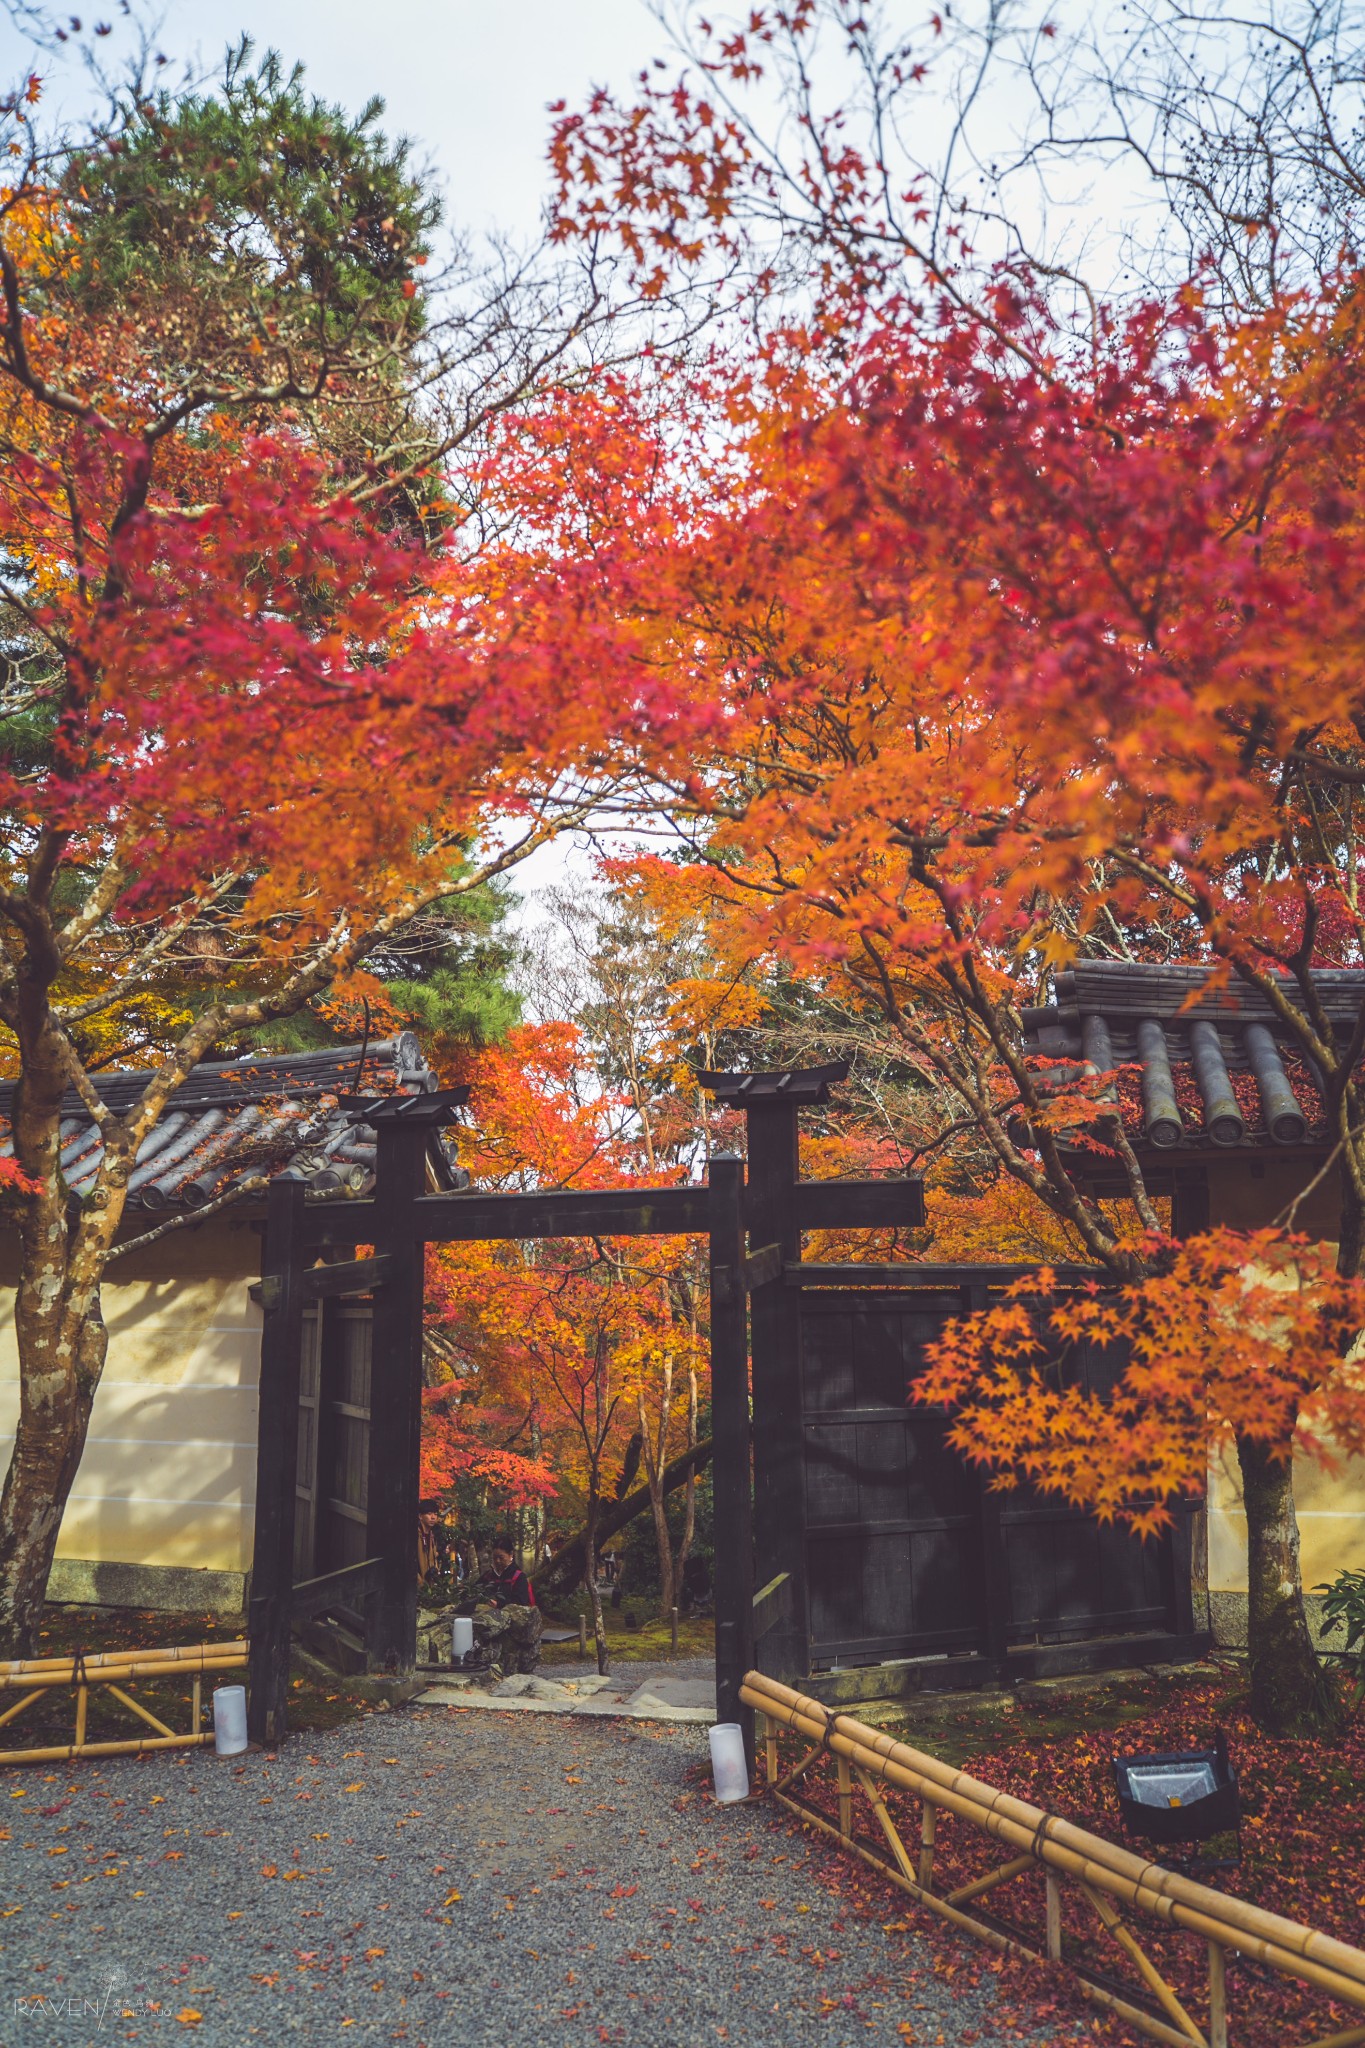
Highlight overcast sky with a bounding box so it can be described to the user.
[2,2,666,238]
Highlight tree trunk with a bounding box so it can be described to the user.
[531,1436,713,1605]
[0,1008,131,1655]
[670,1364,700,1613]
[1237,1433,1333,1735]
[0,1275,110,1653]
[646,1470,676,1619]
[584,1490,609,1677]
[639,1368,679,1619]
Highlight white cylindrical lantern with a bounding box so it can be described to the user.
[213,1684,248,1757]
[451,1616,474,1663]
[709,1721,750,1804]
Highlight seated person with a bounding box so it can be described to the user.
[479,1537,535,1610]
[417,1499,442,1583]
[457,1533,542,1677]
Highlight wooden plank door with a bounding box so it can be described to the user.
[315,1303,372,1573]
[996,1327,1176,1645]
[292,1305,323,1583]
[800,1290,985,1670]
[795,1285,1179,1675]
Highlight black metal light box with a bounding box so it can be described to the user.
[1113,1730,1241,1853]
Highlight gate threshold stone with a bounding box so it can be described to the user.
[415,1668,717,1723]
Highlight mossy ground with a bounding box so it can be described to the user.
[880,1661,1217,1764]
[538,1601,714,1664]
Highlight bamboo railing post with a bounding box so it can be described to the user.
[105,1685,176,1740]
[1208,1943,1228,2048]
[837,1754,853,1840]
[920,1800,937,1891]
[670,1606,679,1657]
[0,1687,46,1731]
[856,1765,921,1890]
[0,1639,246,1766]
[742,1672,1365,2047]
[765,1713,778,1787]
[1083,1881,1208,2046]
[945,1854,1037,1909]
[1046,1870,1063,1962]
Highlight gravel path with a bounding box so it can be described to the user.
[1,1702,1081,2046]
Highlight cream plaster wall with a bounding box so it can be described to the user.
[0,1221,262,1578]
[1195,1173,1365,1606]
[1207,1437,1365,1596]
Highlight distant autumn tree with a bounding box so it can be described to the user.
[430,1019,709,1664]
[0,48,700,1652]
[526,862,745,1610]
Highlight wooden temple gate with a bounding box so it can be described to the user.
[247,1067,1204,1748]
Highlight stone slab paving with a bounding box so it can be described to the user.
[418,1658,718,1723]
[0,1699,1084,2047]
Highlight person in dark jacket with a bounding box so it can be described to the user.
[481,1535,536,1610]
[460,1533,542,1676]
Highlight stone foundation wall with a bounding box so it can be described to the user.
[44,1557,247,1617]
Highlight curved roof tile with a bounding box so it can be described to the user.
[0,1036,459,1211]
[1023,965,1341,1156]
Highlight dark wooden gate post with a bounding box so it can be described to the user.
[247,1176,308,1746]
[364,1105,429,1674]
[709,1152,754,1764]
[745,1098,809,1681]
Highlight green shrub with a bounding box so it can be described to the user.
[1315,1566,1365,1708]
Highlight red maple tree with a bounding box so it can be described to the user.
[0,66,703,1650]
[536,14,1365,1731]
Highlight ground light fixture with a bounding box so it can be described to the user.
[1112,1730,1242,1866]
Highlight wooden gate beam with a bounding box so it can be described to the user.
[414,1184,712,1240]
[792,1178,925,1231]
[364,1103,431,1675]
[709,1151,755,1765]
[301,1254,393,1298]
[787,1260,1101,1288]
[301,1180,926,1252]
[247,1176,308,1746]
[744,1096,809,1682]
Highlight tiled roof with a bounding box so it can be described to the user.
[0,1032,463,1210]
[700,1060,849,1104]
[1020,962,1352,1153]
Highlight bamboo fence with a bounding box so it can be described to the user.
[743,1670,1365,2048]
[0,1639,247,1764]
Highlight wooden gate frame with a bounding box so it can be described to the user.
[246,1062,1213,1752]
[246,1066,924,1744]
